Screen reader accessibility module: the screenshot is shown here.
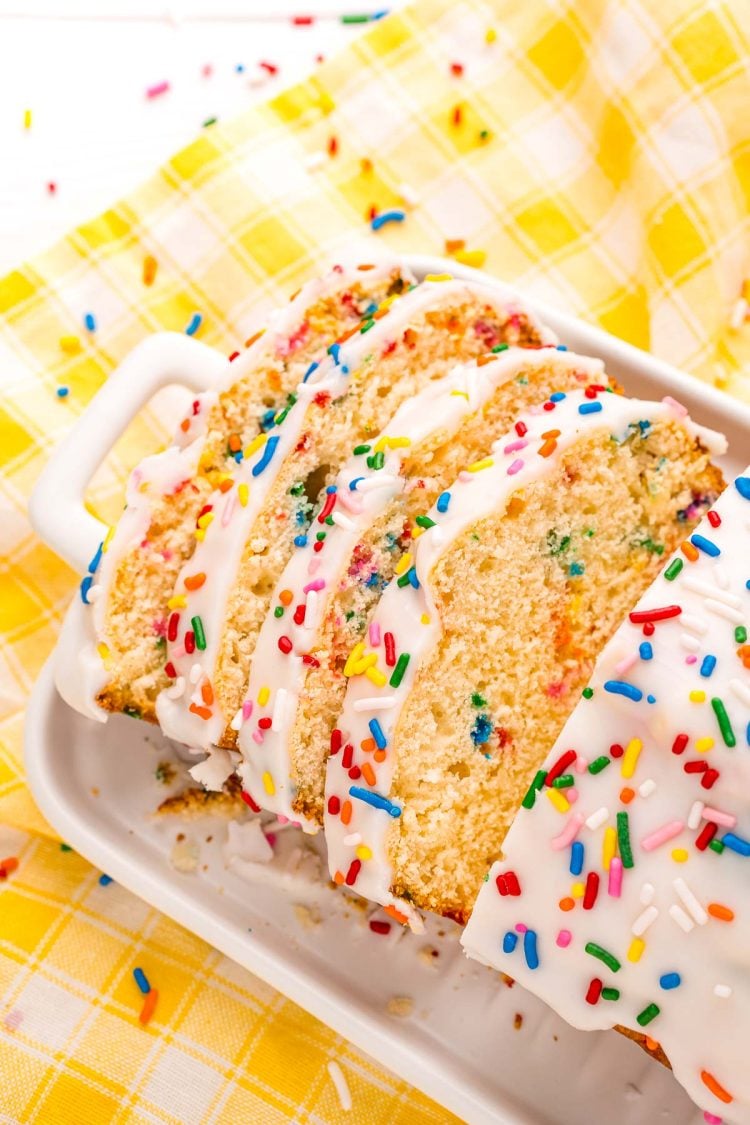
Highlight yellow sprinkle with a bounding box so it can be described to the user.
[420,613,430,625]
[244,433,267,460]
[621,737,643,780]
[355,845,372,861]
[344,642,366,677]
[602,826,617,871]
[742,280,750,303]
[238,483,249,507]
[258,686,270,706]
[571,882,585,899]
[195,529,205,542]
[695,736,714,753]
[412,526,425,539]
[167,595,187,610]
[60,335,81,354]
[671,848,689,863]
[365,666,387,688]
[96,642,110,664]
[424,273,453,282]
[485,27,497,43]
[450,390,470,399]
[262,771,275,796]
[689,690,706,703]
[374,435,411,452]
[453,249,487,269]
[627,938,645,963]
[197,512,214,529]
[546,787,570,814]
[24,109,32,129]
[395,552,412,576]
[353,653,377,675]
[467,457,494,473]
[101,526,115,553]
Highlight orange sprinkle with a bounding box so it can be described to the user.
[228,433,242,452]
[559,897,575,911]
[701,1070,733,1104]
[338,323,360,343]
[201,681,214,706]
[738,645,750,670]
[708,903,734,922]
[357,263,376,270]
[507,497,525,517]
[361,762,377,786]
[340,800,352,826]
[645,1037,660,1053]
[180,418,190,432]
[139,988,159,1025]
[403,327,418,348]
[327,135,338,156]
[619,787,635,804]
[143,255,158,286]
[383,903,409,925]
[680,540,699,562]
[245,329,265,348]
[360,737,376,753]
[360,157,373,174]
[218,478,234,493]
[189,704,212,721]
[539,439,557,458]
[279,589,293,607]
[184,572,206,591]
[451,104,463,126]
[0,857,19,879]
[373,750,386,763]
[445,238,466,253]
[477,353,499,367]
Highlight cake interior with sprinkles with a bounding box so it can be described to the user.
[462,472,750,1124]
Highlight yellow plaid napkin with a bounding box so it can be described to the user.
[2,0,749,1119]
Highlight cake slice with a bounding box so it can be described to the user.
[461,472,750,1123]
[324,389,726,928]
[238,346,612,828]
[55,260,414,723]
[154,276,552,756]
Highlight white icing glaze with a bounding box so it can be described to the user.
[157,278,553,752]
[323,389,727,931]
[237,347,605,825]
[55,260,410,722]
[462,472,750,1124]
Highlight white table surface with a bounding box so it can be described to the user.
[0,0,386,275]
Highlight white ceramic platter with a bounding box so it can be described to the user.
[25,255,750,1124]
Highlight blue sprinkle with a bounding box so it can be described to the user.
[471,714,493,746]
[349,477,365,491]
[368,717,387,750]
[690,533,720,558]
[328,342,341,364]
[294,535,308,548]
[363,302,378,315]
[326,485,337,494]
[371,209,406,231]
[556,344,568,351]
[550,392,566,402]
[578,401,603,415]
[133,967,150,994]
[639,642,653,661]
[659,972,681,990]
[570,841,584,876]
[700,654,717,678]
[407,566,420,589]
[84,312,96,332]
[185,312,202,337]
[252,435,280,477]
[349,786,401,817]
[233,451,243,463]
[260,407,276,431]
[747,720,750,747]
[722,833,750,856]
[735,476,750,501]
[603,680,643,702]
[503,931,518,954]
[569,562,585,576]
[80,575,94,604]
[235,63,245,72]
[98,873,113,886]
[523,929,539,970]
[436,491,451,513]
[56,386,69,398]
[87,542,103,574]
[303,361,319,383]
[637,419,651,433]
[647,694,656,704]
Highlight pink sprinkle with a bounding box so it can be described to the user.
[574,755,588,774]
[303,578,325,594]
[252,730,264,744]
[608,856,623,897]
[662,395,688,417]
[556,929,572,948]
[567,787,578,804]
[242,700,253,721]
[202,64,213,78]
[507,458,524,476]
[685,654,698,664]
[503,439,528,454]
[702,806,737,828]
[641,819,684,851]
[614,653,638,676]
[703,1115,722,1125]
[222,494,236,527]
[551,812,584,850]
[264,832,277,848]
[146,80,170,99]
[514,923,527,934]
[277,815,291,825]
[458,470,473,482]
[307,558,321,575]
[369,622,381,647]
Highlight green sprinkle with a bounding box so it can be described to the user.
[711,697,736,747]
[709,838,725,854]
[353,444,371,455]
[601,987,621,1001]
[664,558,683,581]
[341,12,370,23]
[491,343,509,353]
[191,615,207,651]
[389,652,410,688]
[471,692,487,708]
[123,705,142,719]
[582,687,594,699]
[552,774,575,789]
[736,626,747,644]
[316,531,326,541]
[636,1003,660,1027]
[397,570,411,587]
[325,515,334,526]
[366,451,385,470]
[588,756,610,774]
[585,942,621,973]
[274,606,284,618]
[202,116,217,128]
[360,318,376,333]
[415,515,436,529]
[290,481,305,496]
[617,811,634,869]
[60,843,73,852]
[522,769,547,810]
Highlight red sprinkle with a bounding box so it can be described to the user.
[701,768,720,790]
[0,857,19,879]
[167,613,179,642]
[545,749,577,786]
[629,605,681,624]
[240,790,261,813]
[609,743,624,758]
[184,631,195,654]
[583,872,599,910]
[695,822,717,851]
[228,351,240,362]
[331,729,343,755]
[327,795,341,816]
[345,859,361,886]
[342,743,354,769]
[672,733,689,755]
[278,636,293,654]
[642,621,655,636]
[327,135,338,156]
[707,510,721,528]
[293,604,306,625]
[318,491,337,522]
[450,62,464,76]
[684,760,708,773]
[585,977,603,1005]
[302,654,320,667]
[348,766,362,780]
[384,632,396,667]
[515,421,528,437]
[164,662,177,679]
[259,61,278,75]
[258,717,272,730]
[292,14,314,24]
[496,871,521,896]
[369,919,392,935]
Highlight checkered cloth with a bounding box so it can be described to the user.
[2,0,749,1120]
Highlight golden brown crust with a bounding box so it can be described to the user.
[614,1024,671,1068]
[155,773,246,820]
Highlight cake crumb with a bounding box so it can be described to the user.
[417,945,440,968]
[155,761,176,785]
[170,835,199,873]
[386,996,413,1018]
[326,1060,352,1111]
[293,903,321,930]
[501,973,515,988]
[513,1012,523,1030]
